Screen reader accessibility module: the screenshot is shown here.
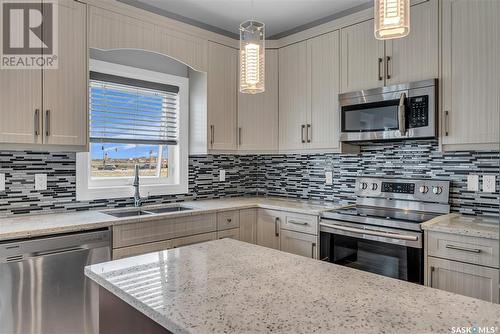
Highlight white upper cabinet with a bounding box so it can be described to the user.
[237,50,279,152]
[207,42,238,151]
[307,31,341,150]
[0,0,87,149]
[385,0,439,85]
[441,0,500,150]
[341,1,438,92]
[43,0,87,147]
[341,19,385,93]
[279,41,309,151]
[0,68,42,145]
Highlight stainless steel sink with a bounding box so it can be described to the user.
[145,206,192,214]
[105,209,153,218]
[104,205,192,218]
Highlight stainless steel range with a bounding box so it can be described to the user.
[320,177,450,284]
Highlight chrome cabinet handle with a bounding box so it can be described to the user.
[311,242,316,259]
[307,124,311,143]
[210,125,214,146]
[321,222,418,241]
[398,93,406,136]
[445,244,481,253]
[386,56,392,80]
[238,127,242,146]
[301,124,306,143]
[378,58,383,81]
[34,109,40,136]
[444,111,449,136]
[430,266,435,287]
[274,217,279,237]
[288,220,308,226]
[45,109,50,137]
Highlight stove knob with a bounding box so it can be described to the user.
[371,183,378,190]
[419,185,429,194]
[359,182,368,190]
[432,186,442,195]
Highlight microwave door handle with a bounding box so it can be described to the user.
[398,93,407,136]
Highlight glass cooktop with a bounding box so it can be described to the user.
[328,205,441,224]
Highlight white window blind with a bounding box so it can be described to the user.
[89,72,180,145]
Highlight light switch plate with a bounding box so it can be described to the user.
[35,174,47,191]
[467,174,479,191]
[483,175,496,193]
[219,170,226,182]
[325,172,333,185]
[0,173,5,191]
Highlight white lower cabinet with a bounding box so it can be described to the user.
[239,209,257,244]
[280,229,318,259]
[427,257,499,303]
[171,232,217,248]
[217,228,240,240]
[256,209,281,250]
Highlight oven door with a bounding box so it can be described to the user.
[320,220,423,284]
[340,91,408,142]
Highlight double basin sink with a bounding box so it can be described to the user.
[104,205,192,218]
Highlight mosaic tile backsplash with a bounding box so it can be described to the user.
[0,140,498,217]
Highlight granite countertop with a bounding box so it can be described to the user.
[86,238,500,334]
[0,196,340,241]
[421,213,500,240]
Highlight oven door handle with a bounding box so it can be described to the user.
[398,92,407,136]
[320,222,418,241]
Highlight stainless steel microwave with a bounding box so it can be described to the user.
[339,79,437,142]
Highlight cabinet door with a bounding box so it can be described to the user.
[239,209,257,244]
[341,19,384,93]
[0,69,42,145]
[89,6,154,52]
[237,50,279,152]
[280,229,318,259]
[427,257,499,303]
[256,209,281,250]
[385,0,439,85]
[207,42,238,150]
[217,228,240,240]
[441,0,500,149]
[171,232,217,248]
[279,41,308,151]
[42,0,87,147]
[307,31,340,150]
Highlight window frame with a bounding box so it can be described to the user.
[76,59,189,201]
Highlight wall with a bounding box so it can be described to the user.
[0,140,498,217]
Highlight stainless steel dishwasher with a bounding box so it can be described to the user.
[0,229,111,334]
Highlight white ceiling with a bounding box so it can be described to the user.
[120,0,371,39]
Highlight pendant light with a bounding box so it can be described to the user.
[239,20,265,94]
[374,0,410,40]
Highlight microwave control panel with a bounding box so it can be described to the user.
[408,95,428,128]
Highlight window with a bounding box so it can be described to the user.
[77,60,188,201]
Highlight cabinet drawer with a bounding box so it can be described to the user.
[280,212,318,235]
[113,213,217,248]
[217,210,240,230]
[280,229,318,259]
[113,239,172,260]
[217,228,240,240]
[427,231,499,268]
[171,232,217,248]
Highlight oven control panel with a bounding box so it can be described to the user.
[355,177,450,203]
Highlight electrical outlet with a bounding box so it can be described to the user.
[35,174,47,191]
[325,171,333,185]
[483,175,496,193]
[467,174,479,191]
[0,173,5,192]
[219,170,226,182]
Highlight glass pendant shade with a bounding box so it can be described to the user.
[374,0,410,40]
[239,20,265,94]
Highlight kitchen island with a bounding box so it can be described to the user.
[85,239,500,334]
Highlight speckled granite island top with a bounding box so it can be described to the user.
[85,239,500,334]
